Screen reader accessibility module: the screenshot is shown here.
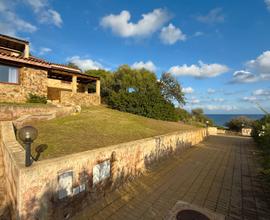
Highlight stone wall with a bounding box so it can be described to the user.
[0,67,48,103]
[0,122,24,219]
[0,105,76,121]
[60,91,100,106]
[242,128,252,136]
[217,129,226,134]
[0,122,207,219]
[207,127,217,135]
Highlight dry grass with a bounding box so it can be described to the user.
[30,106,196,160]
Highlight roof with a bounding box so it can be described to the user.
[50,63,81,74]
[0,34,29,44]
[0,34,99,79]
[0,50,83,74]
[0,52,50,68]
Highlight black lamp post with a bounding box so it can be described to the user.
[18,126,38,167]
[206,121,209,128]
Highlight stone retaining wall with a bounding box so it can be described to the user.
[0,121,207,219]
[0,105,78,129]
[60,91,100,106]
[0,122,24,219]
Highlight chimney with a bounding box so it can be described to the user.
[24,43,30,58]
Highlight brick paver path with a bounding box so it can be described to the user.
[72,135,270,220]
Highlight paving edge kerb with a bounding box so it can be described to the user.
[0,120,209,219]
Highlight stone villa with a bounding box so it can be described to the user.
[0,34,100,106]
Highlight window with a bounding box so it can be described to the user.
[0,64,19,84]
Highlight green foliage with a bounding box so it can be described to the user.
[26,93,47,104]
[225,116,254,131]
[67,62,80,70]
[191,108,214,126]
[82,65,188,122]
[159,72,185,106]
[84,69,113,100]
[252,110,270,183]
[105,65,180,121]
[175,108,191,122]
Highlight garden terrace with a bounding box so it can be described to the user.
[28,106,196,160]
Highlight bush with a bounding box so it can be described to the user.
[252,113,270,183]
[104,65,181,121]
[225,116,254,131]
[27,93,47,104]
[191,108,214,126]
[108,90,179,121]
[175,108,191,122]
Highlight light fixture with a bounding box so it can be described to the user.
[18,126,38,167]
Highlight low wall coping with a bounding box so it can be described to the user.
[1,121,25,168]
[2,120,203,171]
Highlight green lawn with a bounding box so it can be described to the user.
[29,106,197,160]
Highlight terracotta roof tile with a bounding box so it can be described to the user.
[0,52,81,73]
[0,51,50,68]
[50,63,81,73]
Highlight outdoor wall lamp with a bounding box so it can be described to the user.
[18,126,38,167]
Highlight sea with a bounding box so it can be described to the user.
[206,114,264,127]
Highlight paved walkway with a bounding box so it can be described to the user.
[73,135,270,220]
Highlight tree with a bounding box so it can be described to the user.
[84,69,113,102]
[106,65,180,121]
[175,108,191,122]
[159,72,185,106]
[191,108,214,125]
[67,62,80,70]
[191,108,204,116]
[225,116,254,131]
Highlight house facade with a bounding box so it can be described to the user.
[0,34,100,106]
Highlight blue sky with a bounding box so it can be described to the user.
[1,0,270,114]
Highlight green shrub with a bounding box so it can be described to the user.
[225,116,254,131]
[27,93,47,104]
[252,113,270,183]
[175,108,191,122]
[191,108,214,126]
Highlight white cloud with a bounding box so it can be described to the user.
[67,56,104,71]
[131,61,156,72]
[241,89,270,103]
[169,60,229,78]
[212,98,224,102]
[189,98,200,104]
[204,105,237,111]
[0,0,37,36]
[38,47,52,55]
[265,0,270,11]
[196,8,225,24]
[194,31,204,37]
[231,70,259,83]
[243,96,258,102]
[232,51,270,83]
[182,87,194,94]
[207,88,216,94]
[159,23,186,45]
[24,0,63,27]
[246,51,270,74]
[252,89,270,96]
[0,0,62,36]
[100,8,171,38]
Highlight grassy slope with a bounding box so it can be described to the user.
[30,106,196,160]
